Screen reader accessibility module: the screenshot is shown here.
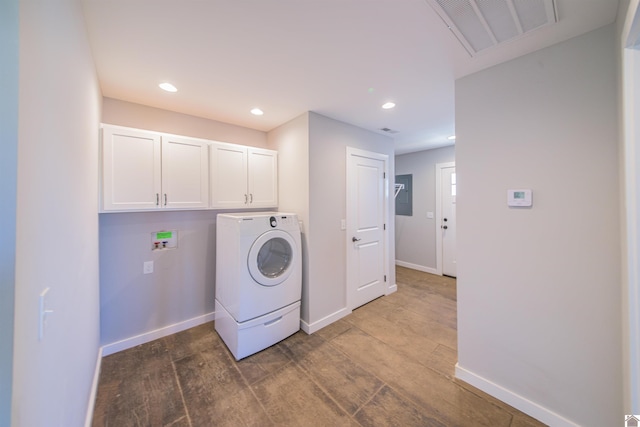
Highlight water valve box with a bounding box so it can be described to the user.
[151,230,178,250]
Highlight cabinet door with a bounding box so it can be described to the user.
[248,148,278,208]
[101,125,161,211]
[161,135,210,209]
[210,142,248,208]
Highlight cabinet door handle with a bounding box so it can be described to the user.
[164,194,167,206]
[156,193,159,206]
[250,193,253,203]
[244,194,248,204]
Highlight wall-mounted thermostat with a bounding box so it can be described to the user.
[507,189,532,207]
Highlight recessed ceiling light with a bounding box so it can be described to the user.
[448,135,456,140]
[382,102,396,110]
[250,108,264,116]
[159,82,177,92]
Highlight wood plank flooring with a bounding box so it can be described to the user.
[92,267,547,427]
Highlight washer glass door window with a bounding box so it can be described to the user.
[257,237,291,278]
[248,230,296,286]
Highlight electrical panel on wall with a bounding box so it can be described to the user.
[151,230,178,251]
[395,174,413,216]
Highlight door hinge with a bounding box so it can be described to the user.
[383,172,386,179]
[384,223,386,230]
[384,275,387,282]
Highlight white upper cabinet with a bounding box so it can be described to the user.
[101,125,209,212]
[101,124,276,212]
[209,142,249,208]
[247,147,278,208]
[101,125,162,211]
[210,142,278,209]
[161,135,210,209]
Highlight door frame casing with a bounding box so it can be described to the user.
[346,147,390,310]
[435,162,455,276]
[622,0,640,413]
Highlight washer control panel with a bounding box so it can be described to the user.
[269,215,298,228]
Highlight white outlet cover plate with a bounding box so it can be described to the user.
[143,261,154,274]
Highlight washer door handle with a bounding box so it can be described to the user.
[352,237,361,242]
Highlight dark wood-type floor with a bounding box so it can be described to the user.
[92,267,547,426]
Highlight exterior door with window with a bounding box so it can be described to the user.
[437,163,456,277]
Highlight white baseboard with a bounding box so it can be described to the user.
[300,307,351,334]
[455,363,579,427]
[395,260,439,275]
[386,283,398,295]
[84,346,103,427]
[102,312,216,356]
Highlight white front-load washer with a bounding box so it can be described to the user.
[215,212,302,360]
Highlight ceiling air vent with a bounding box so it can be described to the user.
[425,0,557,55]
[379,127,399,134]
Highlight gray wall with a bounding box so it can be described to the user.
[13,0,102,425]
[267,113,311,319]
[456,25,622,426]
[0,0,18,423]
[100,211,219,345]
[395,146,455,272]
[99,100,269,348]
[268,112,396,331]
[308,113,396,325]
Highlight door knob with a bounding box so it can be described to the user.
[352,237,361,242]
[442,225,448,230]
[443,218,448,222]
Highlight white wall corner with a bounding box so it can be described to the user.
[300,307,351,334]
[84,347,103,427]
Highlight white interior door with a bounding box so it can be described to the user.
[347,148,388,310]
[436,163,456,277]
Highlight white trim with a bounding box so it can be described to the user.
[300,307,351,334]
[385,283,398,295]
[84,346,103,427]
[455,364,579,427]
[435,162,455,276]
[623,0,640,413]
[102,311,215,356]
[395,260,439,275]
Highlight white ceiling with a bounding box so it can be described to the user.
[82,0,619,154]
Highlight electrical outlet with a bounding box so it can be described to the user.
[143,261,154,274]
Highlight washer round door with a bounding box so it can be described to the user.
[248,230,297,286]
